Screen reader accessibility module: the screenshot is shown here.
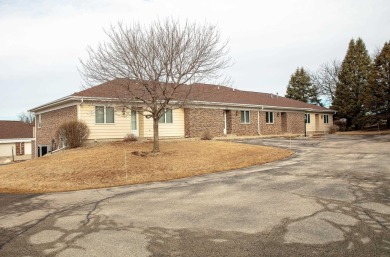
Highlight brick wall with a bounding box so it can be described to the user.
[31,140,36,159]
[36,105,77,154]
[229,110,259,136]
[260,111,282,135]
[184,108,306,137]
[184,108,225,137]
[286,112,305,134]
[15,142,24,156]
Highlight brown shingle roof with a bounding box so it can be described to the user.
[0,121,34,139]
[72,79,329,111]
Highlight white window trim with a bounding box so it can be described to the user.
[131,110,137,130]
[159,109,173,124]
[240,110,250,124]
[305,113,311,124]
[95,106,115,124]
[18,142,23,155]
[266,112,274,124]
[324,114,329,124]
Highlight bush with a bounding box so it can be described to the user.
[328,125,338,134]
[124,133,138,142]
[56,121,90,149]
[200,130,213,140]
[334,119,347,131]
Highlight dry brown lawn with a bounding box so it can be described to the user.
[336,129,390,135]
[0,140,292,194]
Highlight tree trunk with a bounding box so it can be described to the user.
[152,117,160,153]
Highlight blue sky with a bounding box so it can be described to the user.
[0,0,389,120]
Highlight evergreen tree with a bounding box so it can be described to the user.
[286,67,322,106]
[363,41,390,128]
[333,38,371,129]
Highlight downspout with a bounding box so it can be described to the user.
[257,110,260,135]
[77,98,84,121]
[34,118,37,158]
[258,106,264,136]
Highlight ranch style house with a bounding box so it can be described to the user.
[30,80,334,158]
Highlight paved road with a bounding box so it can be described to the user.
[0,135,389,256]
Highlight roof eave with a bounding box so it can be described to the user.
[184,100,334,112]
[0,138,34,143]
[29,95,335,113]
[29,96,80,113]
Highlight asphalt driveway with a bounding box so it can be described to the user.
[0,135,389,256]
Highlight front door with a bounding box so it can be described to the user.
[223,110,227,135]
[315,114,320,131]
[131,110,139,136]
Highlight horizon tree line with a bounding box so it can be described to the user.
[285,37,390,129]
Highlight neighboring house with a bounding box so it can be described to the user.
[30,80,334,158]
[0,121,34,161]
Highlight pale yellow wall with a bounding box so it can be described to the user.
[142,108,185,138]
[25,142,32,155]
[0,143,14,157]
[138,113,144,138]
[79,104,132,140]
[0,142,31,157]
[79,104,184,140]
[305,113,315,131]
[306,113,334,132]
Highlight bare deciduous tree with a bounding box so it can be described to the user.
[311,60,340,104]
[18,112,35,124]
[79,18,231,153]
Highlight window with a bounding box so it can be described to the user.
[106,107,114,123]
[95,106,115,124]
[18,142,24,155]
[131,110,137,130]
[324,114,329,124]
[266,112,274,124]
[38,145,51,157]
[241,111,250,124]
[159,109,173,123]
[305,114,311,124]
[37,114,42,128]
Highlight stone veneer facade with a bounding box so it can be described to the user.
[184,108,305,137]
[35,105,77,157]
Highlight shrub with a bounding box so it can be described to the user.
[200,130,213,140]
[334,119,347,131]
[56,121,90,149]
[124,133,138,142]
[328,125,338,134]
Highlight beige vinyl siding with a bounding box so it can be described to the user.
[79,104,131,140]
[0,142,31,157]
[143,108,185,138]
[305,113,316,132]
[317,114,333,132]
[138,113,145,138]
[0,143,14,157]
[306,113,333,132]
[24,142,32,155]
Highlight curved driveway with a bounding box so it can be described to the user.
[0,135,389,256]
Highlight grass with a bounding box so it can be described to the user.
[0,140,292,194]
[336,128,390,135]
